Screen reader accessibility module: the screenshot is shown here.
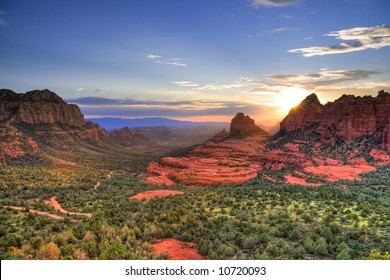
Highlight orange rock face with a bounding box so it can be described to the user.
[0,89,108,164]
[0,89,85,127]
[280,91,390,149]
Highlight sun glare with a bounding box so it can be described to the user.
[277,87,310,114]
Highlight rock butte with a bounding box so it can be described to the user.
[153,239,205,260]
[146,92,390,186]
[129,190,185,201]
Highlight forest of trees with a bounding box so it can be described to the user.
[0,160,389,260]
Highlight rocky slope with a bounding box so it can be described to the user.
[146,91,389,187]
[145,114,269,186]
[0,89,84,126]
[0,89,108,164]
[280,90,390,149]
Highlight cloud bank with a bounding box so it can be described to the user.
[289,25,390,57]
[241,69,383,91]
[67,96,272,120]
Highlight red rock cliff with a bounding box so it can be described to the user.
[0,89,85,127]
[280,90,390,148]
[0,89,107,163]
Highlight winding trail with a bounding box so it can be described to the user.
[43,196,92,218]
[92,170,120,191]
[92,181,101,191]
[2,206,79,222]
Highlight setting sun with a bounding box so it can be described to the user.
[277,87,310,114]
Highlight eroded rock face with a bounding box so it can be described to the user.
[230,113,265,135]
[0,89,107,164]
[280,93,322,132]
[0,89,85,127]
[280,91,390,148]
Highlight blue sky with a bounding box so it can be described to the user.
[0,0,389,123]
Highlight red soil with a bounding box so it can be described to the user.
[262,174,276,182]
[43,196,92,218]
[304,165,376,182]
[284,174,321,186]
[3,205,79,222]
[144,131,383,187]
[370,149,390,165]
[153,239,205,260]
[283,143,300,152]
[129,190,184,201]
[325,158,340,166]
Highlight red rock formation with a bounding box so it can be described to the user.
[0,89,85,127]
[280,91,390,149]
[230,113,266,135]
[0,89,108,164]
[280,93,323,131]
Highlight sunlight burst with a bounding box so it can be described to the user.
[277,87,310,114]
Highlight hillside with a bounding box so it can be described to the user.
[0,89,177,169]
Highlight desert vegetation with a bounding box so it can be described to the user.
[0,155,389,260]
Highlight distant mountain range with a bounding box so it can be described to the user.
[86,117,229,130]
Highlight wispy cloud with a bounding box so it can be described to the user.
[146,54,187,67]
[146,54,161,59]
[289,25,390,57]
[146,53,163,64]
[167,58,187,67]
[171,80,247,91]
[0,10,6,26]
[75,88,84,91]
[197,84,247,90]
[272,27,300,33]
[171,81,200,87]
[239,69,384,94]
[279,14,295,19]
[251,0,300,7]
